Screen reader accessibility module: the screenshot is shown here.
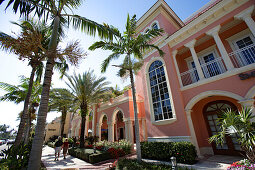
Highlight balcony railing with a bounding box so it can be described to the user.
[200,57,227,79]
[180,68,199,86]
[229,44,255,68]
[180,57,226,86]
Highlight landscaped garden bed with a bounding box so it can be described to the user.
[113,158,195,170]
[141,141,197,164]
[68,139,132,164]
[227,159,255,170]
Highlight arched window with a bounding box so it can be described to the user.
[152,23,159,30]
[145,28,150,34]
[148,60,172,121]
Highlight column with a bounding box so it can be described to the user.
[206,25,234,70]
[84,115,89,137]
[185,109,202,157]
[108,121,114,142]
[124,120,134,143]
[92,105,96,136]
[96,123,102,141]
[185,40,205,80]
[141,118,146,141]
[238,99,255,122]
[235,6,255,37]
[172,50,183,87]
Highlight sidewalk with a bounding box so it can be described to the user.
[41,146,115,170]
[42,145,243,170]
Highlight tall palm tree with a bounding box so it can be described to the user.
[49,88,76,137]
[89,14,164,162]
[0,19,50,146]
[0,76,42,141]
[65,70,111,148]
[209,107,255,162]
[1,0,117,168]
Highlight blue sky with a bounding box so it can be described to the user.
[0,0,211,130]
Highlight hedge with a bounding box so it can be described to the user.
[68,148,112,164]
[115,158,195,170]
[141,141,197,164]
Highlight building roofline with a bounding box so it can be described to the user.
[137,0,184,28]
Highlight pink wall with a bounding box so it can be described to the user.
[139,45,190,138]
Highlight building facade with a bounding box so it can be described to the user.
[66,0,255,157]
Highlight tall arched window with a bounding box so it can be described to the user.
[149,60,172,121]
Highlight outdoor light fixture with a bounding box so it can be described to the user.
[93,146,96,153]
[171,156,177,170]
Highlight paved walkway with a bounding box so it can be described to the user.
[41,146,115,170]
[42,145,243,170]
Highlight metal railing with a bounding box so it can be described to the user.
[200,57,226,79]
[180,57,226,86]
[229,44,255,68]
[180,67,200,86]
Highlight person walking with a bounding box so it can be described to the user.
[54,136,63,161]
[63,138,69,159]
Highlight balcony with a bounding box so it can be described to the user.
[180,57,226,86]
[229,44,255,68]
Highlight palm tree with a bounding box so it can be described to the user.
[89,14,164,162]
[1,0,117,168]
[49,88,76,137]
[0,19,50,146]
[0,76,42,141]
[209,107,255,162]
[65,70,111,148]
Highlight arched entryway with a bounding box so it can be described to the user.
[101,115,108,141]
[113,111,125,141]
[203,100,241,155]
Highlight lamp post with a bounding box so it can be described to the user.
[171,156,177,170]
[93,145,96,153]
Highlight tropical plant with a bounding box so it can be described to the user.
[1,0,119,167]
[209,107,255,162]
[65,70,111,148]
[89,14,164,162]
[0,76,42,141]
[110,84,123,98]
[0,19,50,146]
[49,88,76,137]
[0,124,14,140]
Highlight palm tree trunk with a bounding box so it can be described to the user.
[61,107,67,137]
[14,67,36,147]
[129,68,142,162]
[24,105,32,144]
[27,16,60,170]
[80,103,87,148]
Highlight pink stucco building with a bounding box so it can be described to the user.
[69,0,255,157]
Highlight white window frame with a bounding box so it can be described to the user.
[142,20,160,34]
[226,29,255,51]
[145,57,177,125]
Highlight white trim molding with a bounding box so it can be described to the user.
[245,85,255,99]
[185,90,244,110]
[144,57,177,125]
[147,136,191,142]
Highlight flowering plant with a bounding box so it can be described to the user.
[107,147,125,159]
[227,159,255,170]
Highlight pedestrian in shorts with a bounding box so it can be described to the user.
[54,136,63,161]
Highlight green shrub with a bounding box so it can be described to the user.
[141,141,197,164]
[89,152,111,164]
[0,141,32,170]
[116,158,194,170]
[47,142,55,148]
[68,148,111,164]
[96,139,131,154]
